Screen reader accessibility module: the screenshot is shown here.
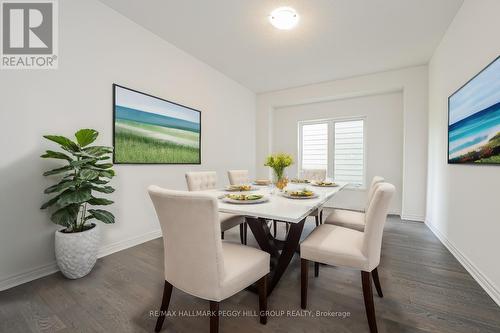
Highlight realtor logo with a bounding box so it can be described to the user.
[1,0,58,69]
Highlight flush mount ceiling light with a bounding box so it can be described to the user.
[269,7,299,30]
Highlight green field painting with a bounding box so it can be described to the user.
[113,85,201,164]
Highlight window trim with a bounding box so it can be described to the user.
[298,116,367,189]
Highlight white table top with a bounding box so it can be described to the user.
[205,182,347,223]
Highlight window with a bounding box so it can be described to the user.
[298,118,365,187]
[300,122,328,170]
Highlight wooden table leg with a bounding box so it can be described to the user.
[246,217,306,295]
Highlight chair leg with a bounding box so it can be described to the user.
[315,215,320,227]
[273,221,277,238]
[285,222,290,234]
[258,275,268,324]
[209,301,220,333]
[372,268,383,298]
[155,281,173,332]
[243,222,248,245]
[361,271,378,333]
[221,231,224,239]
[239,223,245,244]
[314,262,319,277]
[301,258,309,309]
[320,210,323,224]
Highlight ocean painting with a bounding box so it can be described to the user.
[448,56,500,164]
[113,85,201,164]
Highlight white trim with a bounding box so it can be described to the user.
[0,228,163,292]
[97,228,162,258]
[426,220,500,307]
[400,214,425,222]
[0,262,59,292]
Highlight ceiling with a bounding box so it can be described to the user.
[99,0,463,93]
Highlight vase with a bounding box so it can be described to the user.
[273,170,288,190]
[55,223,99,279]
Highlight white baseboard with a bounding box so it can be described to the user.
[426,220,500,307]
[0,262,59,292]
[0,228,163,292]
[98,228,162,258]
[401,214,425,222]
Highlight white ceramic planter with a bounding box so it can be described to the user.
[55,223,100,279]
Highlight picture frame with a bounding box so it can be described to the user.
[112,84,201,165]
[447,56,500,165]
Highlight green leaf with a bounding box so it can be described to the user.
[88,197,114,205]
[40,150,72,161]
[90,178,109,185]
[40,195,61,209]
[43,135,80,152]
[51,204,80,227]
[70,158,97,168]
[57,187,92,206]
[79,169,99,180]
[88,209,115,224]
[99,169,115,178]
[44,180,76,194]
[75,129,98,147]
[43,165,73,176]
[91,185,114,194]
[83,146,113,157]
[93,163,113,169]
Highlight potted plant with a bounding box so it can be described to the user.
[40,129,115,279]
[264,153,294,190]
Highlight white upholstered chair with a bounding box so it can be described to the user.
[227,169,250,185]
[148,186,270,333]
[186,171,247,244]
[300,183,395,333]
[300,168,327,181]
[324,176,385,231]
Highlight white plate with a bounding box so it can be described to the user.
[310,182,339,187]
[222,196,269,204]
[281,192,319,199]
[224,186,259,192]
[289,179,310,184]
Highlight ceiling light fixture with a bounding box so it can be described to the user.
[269,7,299,30]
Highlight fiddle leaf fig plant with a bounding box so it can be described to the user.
[41,129,116,232]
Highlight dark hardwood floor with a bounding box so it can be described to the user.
[1,214,500,333]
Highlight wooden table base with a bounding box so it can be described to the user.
[246,217,305,295]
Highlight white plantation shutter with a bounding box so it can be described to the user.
[334,120,364,185]
[299,118,365,187]
[300,123,328,170]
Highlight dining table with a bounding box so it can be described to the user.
[206,182,347,295]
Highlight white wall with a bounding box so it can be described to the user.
[257,66,428,221]
[427,0,500,305]
[0,0,256,290]
[272,92,403,213]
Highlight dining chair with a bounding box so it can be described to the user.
[300,168,327,181]
[148,186,270,333]
[273,168,327,237]
[300,183,395,333]
[186,171,247,244]
[227,169,250,185]
[323,176,385,231]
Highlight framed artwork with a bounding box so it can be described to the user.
[113,84,201,164]
[448,56,500,164]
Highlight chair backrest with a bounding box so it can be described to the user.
[227,170,249,185]
[365,176,385,208]
[301,169,327,181]
[148,186,225,300]
[185,171,217,191]
[362,182,395,271]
